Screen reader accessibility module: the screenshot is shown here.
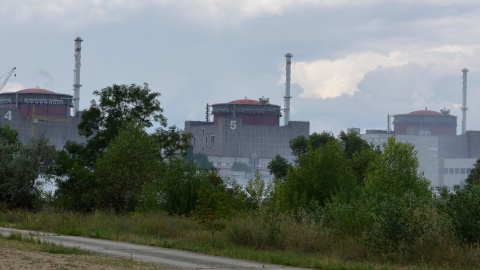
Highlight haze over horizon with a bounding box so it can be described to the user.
[2,0,480,136]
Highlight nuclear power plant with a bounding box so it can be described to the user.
[185,54,309,180]
[1,37,479,188]
[0,37,86,148]
[361,68,480,188]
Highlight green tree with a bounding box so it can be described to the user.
[192,152,214,170]
[279,140,356,210]
[465,158,480,186]
[52,141,98,212]
[0,134,56,208]
[0,123,20,145]
[78,83,167,164]
[143,156,211,215]
[289,131,336,162]
[154,125,192,161]
[245,171,269,209]
[437,184,480,244]
[339,131,379,186]
[192,187,230,246]
[95,122,161,212]
[231,161,250,172]
[365,136,431,199]
[267,155,291,182]
[338,130,372,158]
[54,82,192,212]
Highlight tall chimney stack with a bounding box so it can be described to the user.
[73,36,83,116]
[284,53,293,126]
[461,68,469,135]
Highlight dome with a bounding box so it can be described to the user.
[407,110,442,116]
[17,88,55,94]
[228,99,261,104]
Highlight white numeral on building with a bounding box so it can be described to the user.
[4,111,12,121]
[230,120,236,130]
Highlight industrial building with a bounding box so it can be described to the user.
[361,68,480,188]
[0,37,86,149]
[185,53,310,181]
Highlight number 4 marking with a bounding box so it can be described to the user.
[4,111,12,121]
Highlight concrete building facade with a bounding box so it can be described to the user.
[0,88,86,149]
[185,98,309,182]
[362,109,480,188]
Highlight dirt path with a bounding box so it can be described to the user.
[0,236,170,270]
[0,227,309,269]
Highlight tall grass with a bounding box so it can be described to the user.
[1,209,479,269]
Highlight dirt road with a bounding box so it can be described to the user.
[0,227,309,269]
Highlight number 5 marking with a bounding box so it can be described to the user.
[4,111,12,121]
[230,120,236,130]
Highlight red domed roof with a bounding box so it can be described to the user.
[17,88,55,94]
[408,110,442,116]
[228,99,261,104]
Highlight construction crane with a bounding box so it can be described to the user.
[0,67,16,92]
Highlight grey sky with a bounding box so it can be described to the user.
[1,0,480,135]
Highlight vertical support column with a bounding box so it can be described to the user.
[73,36,83,117]
[461,68,468,135]
[284,53,293,126]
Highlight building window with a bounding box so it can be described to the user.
[205,136,208,145]
[449,168,454,174]
[467,168,472,174]
[211,135,215,145]
[461,168,466,174]
[201,146,204,151]
[455,168,460,174]
[202,128,205,134]
[192,137,196,146]
[443,168,448,174]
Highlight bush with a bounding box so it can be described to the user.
[437,185,480,244]
[362,192,454,260]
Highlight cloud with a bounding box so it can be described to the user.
[287,45,480,100]
[1,82,24,93]
[0,0,415,27]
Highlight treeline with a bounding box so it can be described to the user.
[1,82,480,266]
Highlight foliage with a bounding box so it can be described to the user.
[339,130,380,185]
[94,122,161,212]
[437,184,480,244]
[279,140,356,210]
[78,83,166,164]
[230,161,250,172]
[0,134,56,208]
[465,158,480,186]
[289,131,336,162]
[362,193,451,256]
[266,155,291,182]
[245,171,269,209]
[51,142,97,212]
[153,125,192,161]
[0,123,20,145]
[365,136,431,199]
[192,187,230,246]
[141,156,211,215]
[191,152,214,170]
[338,130,372,158]
[53,82,193,213]
[6,207,480,269]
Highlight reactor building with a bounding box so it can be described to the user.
[185,53,309,179]
[0,37,86,149]
[361,68,480,188]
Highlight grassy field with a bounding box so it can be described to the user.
[1,209,479,270]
